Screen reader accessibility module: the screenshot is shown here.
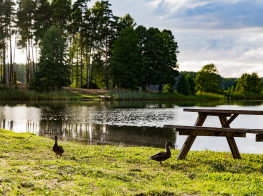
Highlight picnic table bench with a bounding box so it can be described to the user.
[164,108,263,160]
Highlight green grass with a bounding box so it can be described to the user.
[109,89,224,101]
[1,129,263,195]
[226,92,263,100]
[0,86,78,101]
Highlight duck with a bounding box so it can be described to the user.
[149,141,174,164]
[53,136,64,158]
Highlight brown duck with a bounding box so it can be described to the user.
[149,141,174,164]
[53,136,64,158]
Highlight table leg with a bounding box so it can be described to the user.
[177,114,207,160]
[219,115,241,159]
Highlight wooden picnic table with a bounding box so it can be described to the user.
[164,108,263,160]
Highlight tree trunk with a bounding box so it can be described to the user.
[105,33,108,90]
[9,37,13,84]
[86,51,90,89]
[3,39,6,84]
[159,84,162,92]
[26,41,30,84]
[76,48,79,87]
[80,35,83,88]
[142,84,146,92]
[35,44,38,72]
[31,39,35,76]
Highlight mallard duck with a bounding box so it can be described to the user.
[149,141,174,164]
[53,136,64,158]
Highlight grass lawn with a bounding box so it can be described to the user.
[0,129,263,195]
[62,87,108,100]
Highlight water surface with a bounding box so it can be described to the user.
[1,100,263,154]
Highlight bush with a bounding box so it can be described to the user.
[164,83,175,93]
[82,82,99,89]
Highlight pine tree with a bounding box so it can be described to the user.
[177,74,189,95]
[186,74,196,95]
[29,27,71,92]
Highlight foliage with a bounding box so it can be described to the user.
[14,63,26,83]
[180,71,197,79]
[219,77,238,90]
[33,0,52,44]
[108,28,142,89]
[177,74,189,95]
[109,26,179,91]
[51,0,71,35]
[186,74,196,95]
[1,129,263,195]
[236,72,262,94]
[161,29,179,84]
[195,64,221,93]
[1,0,181,91]
[163,83,175,93]
[29,27,71,92]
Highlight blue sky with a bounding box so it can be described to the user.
[87,0,263,78]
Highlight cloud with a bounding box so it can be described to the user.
[73,1,263,78]
[154,0,263,29]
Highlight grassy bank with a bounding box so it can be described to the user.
[0,85,109,101]
[0,85,78,101]
[108,89,225,101]
[0,129,263,195]
[226,92,263,100]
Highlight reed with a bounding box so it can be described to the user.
[0,86,78,101]
[108,89,224,100]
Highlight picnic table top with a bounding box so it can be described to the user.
[165,125,263,134]
[184,108,263,115]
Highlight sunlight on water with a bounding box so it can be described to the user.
[0,100,263,152]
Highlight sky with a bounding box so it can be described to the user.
[14,0,263,78]
[86,0,263,78]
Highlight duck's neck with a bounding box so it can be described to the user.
[54,140,58,145]
[165,145,170,153]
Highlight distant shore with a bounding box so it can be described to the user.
[1,84,262,101]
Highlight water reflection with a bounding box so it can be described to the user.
[0,101,177,148]
[0,100,263,151]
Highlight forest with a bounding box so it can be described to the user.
[0,0,179,92]
[0,0,262,96]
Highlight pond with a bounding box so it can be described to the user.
[1,100,263,154]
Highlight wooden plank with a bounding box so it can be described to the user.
[198,113,231,117]
[219,116,241,159]
[226,136,241,159]
[177,114,207,160]
[163,125,263,134]
[222,114,239,127]
[179,130,246,137]
[184,108,263,115]
[256,134,263,142]
[177,135,196,160]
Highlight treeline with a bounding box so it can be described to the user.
[172,64,263,97]
[0,0,179,91]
